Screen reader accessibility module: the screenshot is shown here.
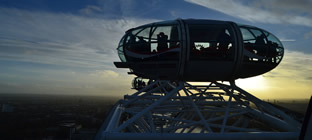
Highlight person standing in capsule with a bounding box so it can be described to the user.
[157,32,168,52]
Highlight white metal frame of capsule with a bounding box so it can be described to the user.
[95,81,301,140]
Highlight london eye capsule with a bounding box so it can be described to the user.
[114,19,284,81]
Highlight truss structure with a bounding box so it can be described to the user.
[95,80,301,140]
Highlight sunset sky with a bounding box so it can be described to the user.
[0,0,311,99]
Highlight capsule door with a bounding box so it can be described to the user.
[184,23,237,81]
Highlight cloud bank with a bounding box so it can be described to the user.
[0,7,156,96]
[185,0,312,27]
[0,7,155,69]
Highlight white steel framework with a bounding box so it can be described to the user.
[95,80,301,140]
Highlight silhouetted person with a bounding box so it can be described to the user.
[255,34,267,57]
[137,79,146,89]
[157,32,168,52]
[268,41,278,63]
[255,34,266,45]
[128,34,137,51]
[217,29,231,52]
[138,36,150,53]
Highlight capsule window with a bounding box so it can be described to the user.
[241,27,268,62]
[123,25,180,61]
[241,27,283,64]
[117,35,127,62]
[150,25,180,60]
[265,31,284,63]
[189,25,234,61]
[125,27,151,53]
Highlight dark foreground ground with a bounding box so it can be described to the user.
[0,93,120,140]
[0,93,310,140]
